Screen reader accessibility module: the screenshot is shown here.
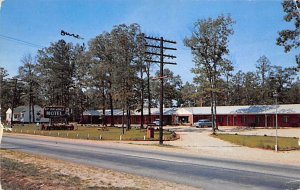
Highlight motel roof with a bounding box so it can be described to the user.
[83,104,300,116]
[181,104,300,115]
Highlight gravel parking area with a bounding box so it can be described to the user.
[162,126,300,166]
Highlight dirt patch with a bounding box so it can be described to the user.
[0,149,200,190]
[1,156,82,190]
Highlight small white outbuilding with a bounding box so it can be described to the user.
[6,105,49,124]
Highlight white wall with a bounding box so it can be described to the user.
[6,106,49,123]
[21,106,49,123]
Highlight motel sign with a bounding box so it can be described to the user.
[44,107,66,118]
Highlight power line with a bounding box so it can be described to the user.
[0,34,44,49]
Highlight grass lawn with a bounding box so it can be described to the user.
[214,134,300,151]
[4,124,175,141]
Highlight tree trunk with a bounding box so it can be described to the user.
[213,74,218,130]
[109,92,114,127]
[140,69,144,129]
[126,105,131,130]
[32,99,35,123]
[28,103,31,124]
[29,89,32,123]
[213,91,218,130]
[122,108,125,134]
[210,75,216,133]
[148,90,151,123]
[102,84,106,127]
[147,73,151,124]
[80,93,84,126]
[108,75,114,127]
[210,90,215,133]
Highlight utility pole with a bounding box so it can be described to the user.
[274,91,279,152]
[270,76,279,152]
[145,36,176,145]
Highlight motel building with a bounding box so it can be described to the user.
[82,104,300,128]
[6,104,300,127]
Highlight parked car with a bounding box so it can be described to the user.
[152,119,165,126]
[193,119,212,128]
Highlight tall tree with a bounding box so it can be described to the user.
[243,71,260,105]
[89,24,146,128]
[286,79,300,103]
[36,40,76,108]
[89,32,114,126]
[18,54,40,123]
[184,15,235,132]
[136,33,147,128]
[144,40,159,123]
[0,67,9,123]
[256,55,271,103]
[152,69,182,108]
[180,82,198,107]
[269,66,297,103]
[277,0,300,69]
[222,59,234,106]
[229,70,244,105]
[110,23,143,130]
[72,44,90,122]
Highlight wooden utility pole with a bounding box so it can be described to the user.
[145,36,176,145]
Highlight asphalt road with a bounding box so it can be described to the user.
[1,135,300,190]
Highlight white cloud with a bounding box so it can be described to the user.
[0,0,4,10]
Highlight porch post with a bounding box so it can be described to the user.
[265,114,267,128]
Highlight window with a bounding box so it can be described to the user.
[283,116,289,123]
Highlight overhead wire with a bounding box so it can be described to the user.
[0,33,193,51]
[0,34,45,49]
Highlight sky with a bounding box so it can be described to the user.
[0,0,299,83]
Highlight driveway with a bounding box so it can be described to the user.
[162,126,300,166]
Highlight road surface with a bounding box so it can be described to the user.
[1,135,300,190]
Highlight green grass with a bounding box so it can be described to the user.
[4,124,175,141]
[214,134,300,151]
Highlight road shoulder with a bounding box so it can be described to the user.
[0,149,200,190]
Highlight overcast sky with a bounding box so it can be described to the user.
[0,0,298,83]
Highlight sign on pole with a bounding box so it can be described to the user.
[44,107,66,118]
